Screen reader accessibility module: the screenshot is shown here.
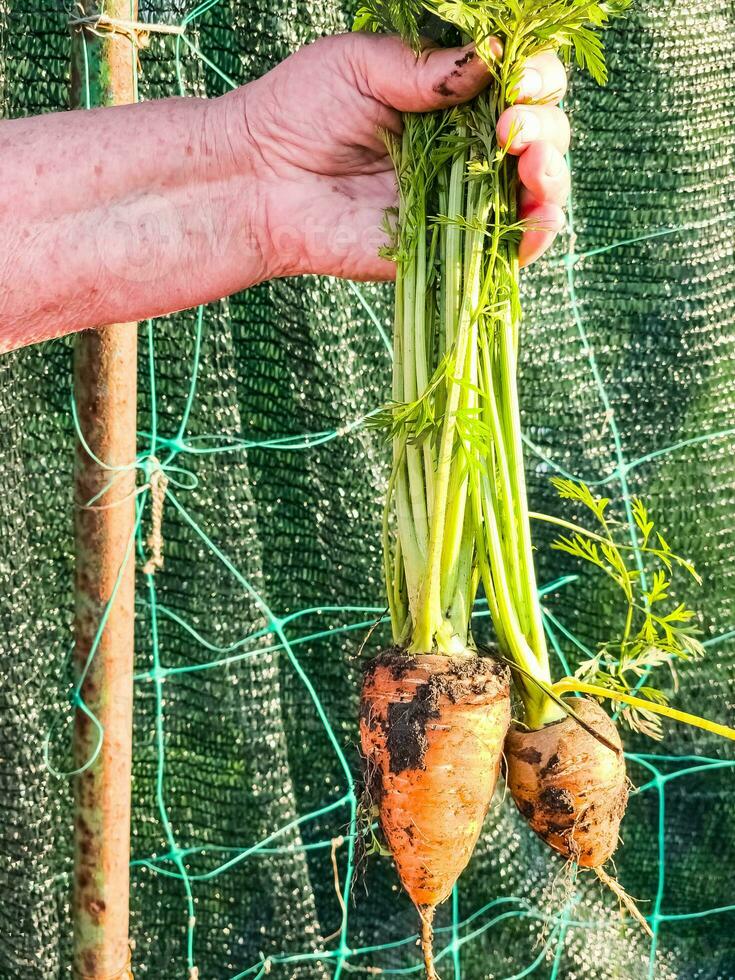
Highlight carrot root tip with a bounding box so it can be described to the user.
[594,866,653,938]
[419,906,440,980]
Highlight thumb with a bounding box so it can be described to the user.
[353,34,499,113]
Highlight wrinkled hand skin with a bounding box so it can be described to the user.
[0,32,569,352]
[235,33,570,281]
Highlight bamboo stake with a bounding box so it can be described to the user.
[70,3,138,978]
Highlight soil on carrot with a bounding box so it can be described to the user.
[386,686,439,772]
[506,699,629,868]
[360,651,512,912]
[363,649,509,774]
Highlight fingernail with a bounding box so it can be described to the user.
[516,67,542,100]
[518,110,541,143]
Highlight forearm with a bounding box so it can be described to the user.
[0,91,266,352]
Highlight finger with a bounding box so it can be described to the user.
[350,100,404,165]
[354,34,501,113]
[518,190,565,267]
[512,49,568,104]
[496,104,570,155]
[517,141,570,206]
[375,104,404,138]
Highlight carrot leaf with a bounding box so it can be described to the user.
[549,478,705,736]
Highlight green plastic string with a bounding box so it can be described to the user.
[130,579,574,684]
[523,423,735,489]
[346,279,394,357]
[559,210,735,267]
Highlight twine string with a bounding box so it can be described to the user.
[69,7,185,49]
[142,457,169,576]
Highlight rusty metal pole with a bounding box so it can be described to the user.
[70,3,138,978]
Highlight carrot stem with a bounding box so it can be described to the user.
[412,190,490,654]
[553,679,735,741]
[373,4,632,715]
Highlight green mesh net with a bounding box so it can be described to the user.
[1,0,734,977]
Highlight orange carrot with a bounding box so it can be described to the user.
[360,652,511,976]
[505,699,627,868]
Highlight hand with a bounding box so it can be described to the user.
[0,32,568,352]
[239,33,570,280]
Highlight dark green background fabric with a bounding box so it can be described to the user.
[0,1,733,977]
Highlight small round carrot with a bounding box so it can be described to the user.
[505,698,627,868]
[360,651,511,973]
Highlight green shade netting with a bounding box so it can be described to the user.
[0,0,733,977]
